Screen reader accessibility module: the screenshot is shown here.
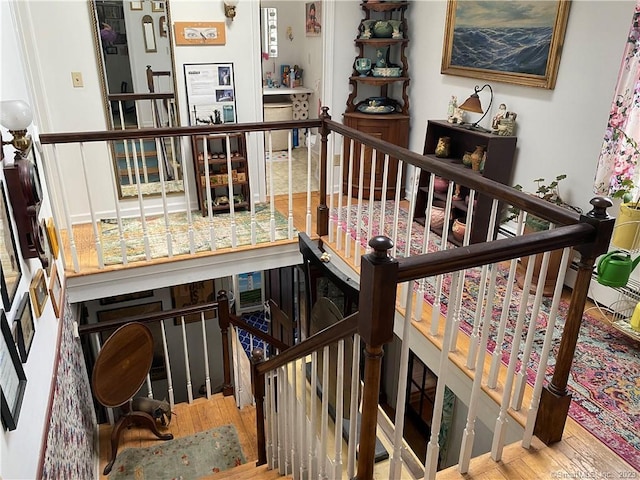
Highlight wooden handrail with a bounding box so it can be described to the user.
[255,312,359,377]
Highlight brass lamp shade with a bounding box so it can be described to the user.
[458,93,483,114]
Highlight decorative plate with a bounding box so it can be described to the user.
[357,103,397,114]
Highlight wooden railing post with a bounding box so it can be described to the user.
[317,106,331,236]
[535,197,614,443]
[217,290,234,397]
[251,348,267,466]
[356,236,398,480]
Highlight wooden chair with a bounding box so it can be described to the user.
[92,322,173,475]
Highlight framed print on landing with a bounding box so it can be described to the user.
[15,292,34,362]
[171,280,216,324]
[49,262,63,319]
[233,272,264,313]
[441,0,571,89]
[184,63,237,126]
[45,218,59,259]
[174,22,226,46]
[29,269,48,318]
[0,310,27,431]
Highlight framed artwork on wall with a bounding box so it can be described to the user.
[171,280,216,324]
[49,263,63,319]
[15,292,34,362]
[174,22,226,46]
[29,269,48,318]
[184,63,237,126]
[0,310,27,431]
[234,272,265,313]
[305,1,321,37]
[441,0,571,89]
[0,184,22,310]
[45,218,59,260]
[130,1,142,11]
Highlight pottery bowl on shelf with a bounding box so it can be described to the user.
[433,176,449,193]
[452,218,466,242]
[373,20,394,38]
[372,66,402,77]
[429,205,449,230]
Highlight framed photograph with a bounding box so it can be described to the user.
[171,280,216,324]
[15,293,34,362]
[45,218,59,260]
[1,184,22,310]
[441,0,571,89]
[99,290,154,306]
[174,22,226,46]
[152,1,165,12]
[305,2,321,37]
[0,310,27,431]
[234,272,264,313]
[40,219,52,278]
[97,302,166,381]
[130,1,142,11]
[29,269,48,318]
[185,63,237,125]
[49,263,63,318]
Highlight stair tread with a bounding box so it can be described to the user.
[201,462,290,479]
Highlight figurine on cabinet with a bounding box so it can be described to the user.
[447,95,458,123]
[491,103,507,132]
[451,107,465,124]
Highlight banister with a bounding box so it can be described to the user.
[107,92,175,101]
[255,312,359,376]
[396,222,596,283]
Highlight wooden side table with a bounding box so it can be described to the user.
[92,322,173,475]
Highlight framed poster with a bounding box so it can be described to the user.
[234,272,264,313]
[171,280,216,324]
[0,310,27,431]
[441,0,571,89]
[15,293,34,362]
[49,263,63,319]
[1,183,22,310]
[184,63,237,126]
[305,2,321,37]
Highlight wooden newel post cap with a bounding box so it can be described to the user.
[251,348,264,364]
[320,106,331,119]
[587,196,613,219]
[217,289,228,300]
[368,236,393,259]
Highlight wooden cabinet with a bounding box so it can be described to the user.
[342,112,409,199]
[343,1,410,199]
[413,120,517,244]
[191,133,250,215]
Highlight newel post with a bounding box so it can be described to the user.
[217,290,234,397]
[317,106,331,236]
[535,197,614,443]
[356,236,398,480]
[251,348,267,466]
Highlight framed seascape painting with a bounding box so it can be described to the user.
[441,0,571,89]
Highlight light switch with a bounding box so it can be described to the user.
[71,72,83,88]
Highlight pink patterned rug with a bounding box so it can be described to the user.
[332,201,640,470]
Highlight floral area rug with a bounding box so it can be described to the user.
[332,201,640,471]
[108,424,245,480]
[100,204,293,265]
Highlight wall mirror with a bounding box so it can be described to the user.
[90,0,184,199]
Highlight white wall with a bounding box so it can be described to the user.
[1,3,64,479]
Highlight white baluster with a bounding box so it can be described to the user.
[78,143,105,269]
[268,132,276,242]
[333,340,345,479]
[354,144,366,267]
[367,149,377,249]
[318,345,330,479]
[201,311,211,398]
[179,315,194,403]
[287,134,294,239]
[379,154,390,236]
[179,136,196,253]
[345,139,355,258]
[129,141,151,260]
[309,351,319,480]
[346,334,360,480]
[160,319,175,408]
[306,132,313,235]
[336,138,346,251]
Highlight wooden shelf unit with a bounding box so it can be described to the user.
[191,133,250,215]
[414,120,517,245]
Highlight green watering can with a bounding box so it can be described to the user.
[597,250,640,287]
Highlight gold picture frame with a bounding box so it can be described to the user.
[49,263,63,318]
[130,1,142,11]
[45,218,59,259]
[29,269,48,318]
[174,22,226,46]
[441,0,571,89]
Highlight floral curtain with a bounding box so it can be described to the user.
[594,2,640,199]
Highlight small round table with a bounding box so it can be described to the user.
[92,322,173,475]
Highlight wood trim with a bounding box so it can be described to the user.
[228,313,290,352]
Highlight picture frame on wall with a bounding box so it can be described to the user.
[45,218,59,260]
[184,63,237,126]
[441,0,571,89]
[0,310,27,431]
[130,1,143,11]
[49,263,63,319]
[305,1,321,37]
[15,293,34,363]
[171,280,216,324]
[1,184,22,310]
[174,22,226,46]
[234,272,264,313]
[29,269,48,318]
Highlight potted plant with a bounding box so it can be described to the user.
[609,177,640,250]
[509,175,581,296]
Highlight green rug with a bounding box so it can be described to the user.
[108,424,245,479]
[100,203,294,265]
